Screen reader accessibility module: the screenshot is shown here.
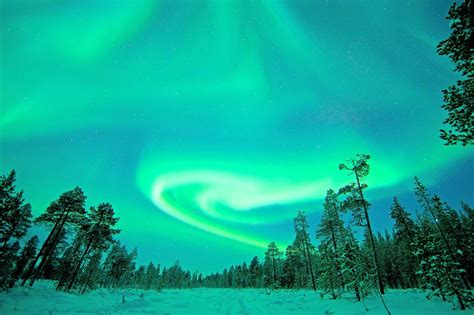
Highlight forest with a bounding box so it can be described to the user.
[1,0,473,313]
[1,153,473,313]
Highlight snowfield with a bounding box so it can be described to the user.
[0,281,467,315]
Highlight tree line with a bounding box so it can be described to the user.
[1,154,473,311]
[200,154,473,311]
[0,170,205,293]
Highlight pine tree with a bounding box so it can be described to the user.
[316,189,345,288]
[42,227,68,281]
[0,170,32,288]
[293,210,317,291]
[459,202,474,283]
[377,231,400,289]
[161,267,169,288]
[56,223,90,290]
[23,187,86,286]
[191,270,198,288]
[390,198,419,288]
[120,247,138,288]
[64,202,119,290]
[0,241,19,289]
[263,242,282,288]
[434,198,473,284]
[249,256,261,287]
[78,249,103,293]
[338,154,385,294]
[168,260,184,289]
[437,0,473,145]
[414,177,471,290]
[135,265,146,289]
[233,265,242,288]
[102,242,132,288]
[145,262,159,290]
[9,235,38,288]
[241,262,249,288]
[280,244,300,289]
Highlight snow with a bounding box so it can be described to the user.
[0,281,466,314]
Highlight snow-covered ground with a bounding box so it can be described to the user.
[0,281,466,314]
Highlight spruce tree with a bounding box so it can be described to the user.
[414,177,471,290]
[338,228,364,301]
[414,215,472,310]
[389,198,420,288]
[390,197,417,244]
[318,243,340,299]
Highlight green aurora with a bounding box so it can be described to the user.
[1,0,473,272]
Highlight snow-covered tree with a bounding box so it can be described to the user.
[316,189,345,289]
[293,210,317,291]
[414,215,472,310]
[0,170,32,289]
[338,154,385,294]
[318,243,340,299]
[263,242,282,288]
[414,177,471,290]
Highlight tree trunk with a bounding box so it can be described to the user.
[271,250,277,284]
[24,209,70,286]
[21,210,67,286]
[301,225,317,291]
[328,216,345,287]
[67,240,93,290]
[354,283,361,301]
[30,210,70,286]
[354,171,385,295]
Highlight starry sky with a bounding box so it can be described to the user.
[1,0,473,274]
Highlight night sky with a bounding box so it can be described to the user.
[1,0,473,273]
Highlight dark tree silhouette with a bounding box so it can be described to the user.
[22,187,86,286]
[0,170,32,288]
[437,0,473,145]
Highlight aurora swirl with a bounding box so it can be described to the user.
[1,0,473,272]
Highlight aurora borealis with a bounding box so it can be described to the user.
[1,0,473,273]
